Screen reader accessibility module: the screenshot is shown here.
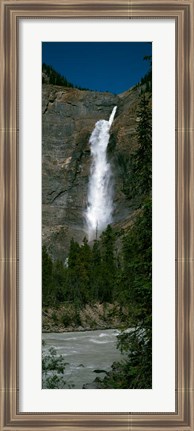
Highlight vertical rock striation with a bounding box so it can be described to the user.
[42,83,140,261]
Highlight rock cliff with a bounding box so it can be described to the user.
[42,83,141,261]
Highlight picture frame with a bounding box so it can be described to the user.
[0,0,193,430]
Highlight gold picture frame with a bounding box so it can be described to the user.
[0,1,193,429]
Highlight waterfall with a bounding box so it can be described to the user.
[85,106,117,240]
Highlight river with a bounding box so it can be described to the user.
[42,328,124,388]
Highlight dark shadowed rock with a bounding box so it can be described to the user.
[42,84,140,261]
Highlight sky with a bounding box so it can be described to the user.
[42,42,152,94]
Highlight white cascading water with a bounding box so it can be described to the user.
[85,106,117,240]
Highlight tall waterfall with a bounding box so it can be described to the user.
[85,106,117,240]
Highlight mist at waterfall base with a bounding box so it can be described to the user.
[85,106,117,240]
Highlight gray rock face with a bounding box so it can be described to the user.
[42,84,140,261]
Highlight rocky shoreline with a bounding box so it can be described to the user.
[42,302,128,333]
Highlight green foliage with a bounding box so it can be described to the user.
[121,197,152,317]
[140,55,152,92]
[67,237,92,304]
[42,63,75,88]
[100,225,116,302]
[52,259,67,303]
[42,202,152,387]
[96,329,152,388]
[61,312,73,327]
[90,240,102,300]
[42,63,90,91]
[42,246,68,306]
[51,311,58,323]
[42,226,117,307]
[42,345,74,389]
[42,245,54,306]
[96,199,152,389]
[126,95,152,205]
[116,61,152,207]
[99,90,152,389]
[95,83,152,388]
[61,308,81,327]
[42,61,152,388]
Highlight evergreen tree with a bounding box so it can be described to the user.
[121,197,152,323]
[68,238,80,269]
[91,240,103,301]
[97,70,152,388]
[42,63,75,88]
[66,237,92,304]
[42,245,54,306]
[100,225,116,302]
[78,237,92,303]
[128,95,152,204]
[42,56,152,388]
[52,259,67,303]
[66,239,81,303]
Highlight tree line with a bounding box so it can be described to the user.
[98,62,152,389]
[42,63,90,91]
[42,225,117,307]
[42,66,152,388]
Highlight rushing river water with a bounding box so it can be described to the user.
[42,329,123,388]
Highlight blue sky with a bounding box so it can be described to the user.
[42,42,152,94]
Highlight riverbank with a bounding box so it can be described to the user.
[42,302,128,333]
